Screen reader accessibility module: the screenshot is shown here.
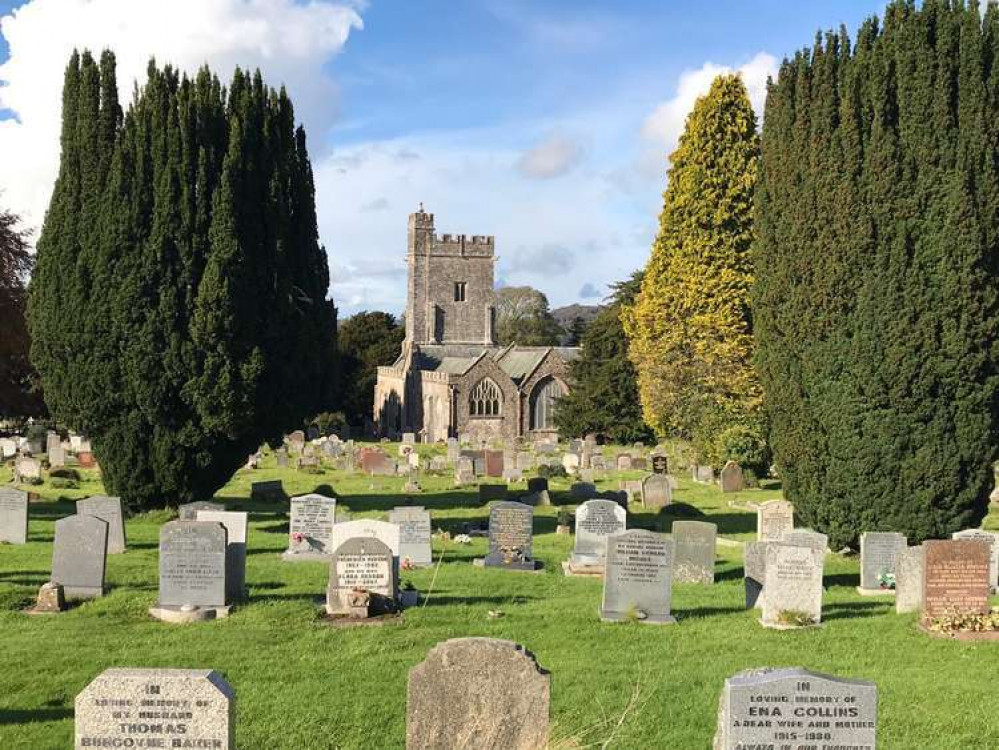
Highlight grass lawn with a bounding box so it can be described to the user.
[2,444,999,748]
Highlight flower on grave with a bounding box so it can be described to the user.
[400,557,416,571]
[878,571,896,590]
[454,534,472,545]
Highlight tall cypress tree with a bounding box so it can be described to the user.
[755,1,999,548]
[30,53,336,509]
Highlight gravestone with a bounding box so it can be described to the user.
[46,431,61,455]
[503,467,523,483]
[76,495,126,554]
[616,454,632,471]
[590,454,607,471]
[0,488,28,544]
[516,452,534,471]
[952,529,999,591]
[77,451,97,468]
[651,454,669,474]
[562,452,580,474]
[570,481,596,500]
[0,437,16,458]
[52,515,108,599]
[719,461,744,492]
[484,450,504,477]
[923,539,990,619]
[713,667,877,750]
[429,456,447,472]
[895,545,925,615]
[479,484,508,503]
[151,520,228,621]
[178,500,224,521]
[275,450,289,468]
[632,456,647,471]
[250,479,284,502]
[75,668,234,750]
[527,476,548,494]
[695,464,714,483]
[288,430,306,447]
[297,455,319,469]
[781,528,828,554]
[566,499,626,574]
[15,456,41,480]
[402,432,416,445]
[483,501,538,571]
[743,541,769,609]
[446,438,460,463]
[326,536,397,616]
[455,457,475,485]
[284,494,337,560]
[330,519,402,559]
[858,531,907,594]
[48,444,66,468]
[390,506,433,567]
[406,638,549,750]
[641,474,671,511]
[756,500,794,542]
[761,543,823,628]
[600,530,675,624]
[672,520,716,584]
[195,510,248,603]
[473,457,486,475]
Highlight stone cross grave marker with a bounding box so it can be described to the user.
[326,536,397,615]
[285,494,337,559]
[922,539,990,619]
[756,500,794,542]
[0,488,28,544]
[196,510,248,603]
[52,514,108,599]
[483,501,538,571]
[672,520,716,584]
[858,531,907,594]
[600,529,675,624]
[761,543,823,628]
[390,506,433,567]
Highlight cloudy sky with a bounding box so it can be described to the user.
[0,0,883,317]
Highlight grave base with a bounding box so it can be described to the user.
[599,609,676,625]
[320,611,402,628]
[855,586,895,597]
[281,550,331,563]
[22,606,65,616]
[758,618,823,630]
[918,622,999,641]
[561,560,604,578]
[149,604,231,624]
[473,558,543,572]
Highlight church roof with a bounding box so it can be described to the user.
[406,343,579,384]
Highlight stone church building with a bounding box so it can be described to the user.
[374,207,580,442]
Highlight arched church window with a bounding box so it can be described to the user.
[530,376,565,430]
[469,378,502,417]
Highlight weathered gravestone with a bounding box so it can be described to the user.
[150,520,228,622]
[756,499,794,542]
[250,479,284,502]
[195,511,248,603]
[641,473,671,511]
[672,520,717,584]
[77,451,97,469]
[631,456,647,471]
[516,451,534,471]
[284,494,337,561]
[76,496,126,554]
[402,432,416,445]
[922,539,990,619]
[713,667,877,750]
[895,545,925,615]
[178,500,225,521]
[858,531,907,594]
[744,541,770,609]
[694,464,715,483]
[52,514,108,599]
[326,536,397,616]
[15,456,41,481]
[484,449,504,477]
[952,529,999,591]
[0,488,28,544]
[455,456,475,485]
[330,519,402,559]
[562,452,580,474]
[275,449,289,468]
[390,506,433,567]
[781,528,828,555]
[446,438,460,463]
[616,453,632,471]
[565,499,626,575]
[482,501,539,571]
[719,460,744,492]
[761,543,823,628]
[406,638,549,750]
[0,437,16,458]
[429,456,447,472]
[48,444,66,468]
[600,530,675,624]
[75,668,234,750]
[590,454,607,471]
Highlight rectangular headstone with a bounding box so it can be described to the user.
[600,530,675,624]
[743,541,769,609]
[0,488,28,544]
[570,499,626,567]
[75,668,234,750]
[761,543,823,627]
[389,506,433,567]
[15,456,41,480]
[952,529,999,591]
[780,528,828,555]
[158,520,227,609]
[859,531,907,591]
[287,494,337,556]
[330,519,402,559]
[756,500,794,542]
[48,444,66,468]
[326,536,397,615]
[484,450,504,477]
[616,454,632,471]
[195,510,248,604]
[178,501,224,521]
[250,479,284,501]
[52,515,108,599]
[719,461,744,492]
[923,539,990,619]
[642,474,672,510]
[484,501,537,570]
[76,495,126,554]
[895,545,925,614]
[715,667,877,750]
[672,520,716,584]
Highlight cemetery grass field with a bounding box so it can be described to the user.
[2,447,999,748]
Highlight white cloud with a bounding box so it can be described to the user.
[516,132,585,179]
[0,0,363,229]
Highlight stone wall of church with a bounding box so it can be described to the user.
[453,357,520,443]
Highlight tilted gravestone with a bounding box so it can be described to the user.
[178,500,224,521]
[672,520,716,584]
[326,536,397,616]
[922,539,990,619]
[567,499,626,573]
[761,543,823,628]
[952,529,999,591]
[895,545,925,615]
[151,520,228,621]
[858,531,907,594]
[641,474,671,510]
[390,506,433,567]
[284,493,337,560]
[76,496,127,554]
[780,528,828,555]
[743,541,770,609]
[0,488,28,544]
[52,514,108,599]
[406,638,549,750]
[196,510,248,604]
[600,530,675,624]
[756,499,794,542]
[330,519,401,560]
[75,668,234,750]
[483,501,538,571]
[713,667,877,750]
[718,461,745,493]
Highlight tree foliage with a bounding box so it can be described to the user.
[754,1,999,547]
[336,311,404,426]
[29,51,336,508]
[494,286,563,346]
[623,74,761,458]
[555,273,653,443]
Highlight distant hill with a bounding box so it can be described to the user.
[552,304,603,345]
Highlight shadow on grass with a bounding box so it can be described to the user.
[716,566,745,583]
[678,605,749,619]
[0,707,73,725]
[420,594,542,607]
[822,601,893,621]
[824,573,861,589]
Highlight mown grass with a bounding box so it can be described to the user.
[1,445,998,748]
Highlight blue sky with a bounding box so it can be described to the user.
[0,0,885,316]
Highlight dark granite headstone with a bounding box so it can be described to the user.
[0,488,28,544]
[600,530,675,624]
[76,495,126,554]
[527,476,548,494]
[478,484,508,503]
[672,520,716,584]
[52,515,108,599]
[157,520,227,609]
[923,539,990,619]
[250,479,284,501]
[326,536,397,615]
[484,501,538,570]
